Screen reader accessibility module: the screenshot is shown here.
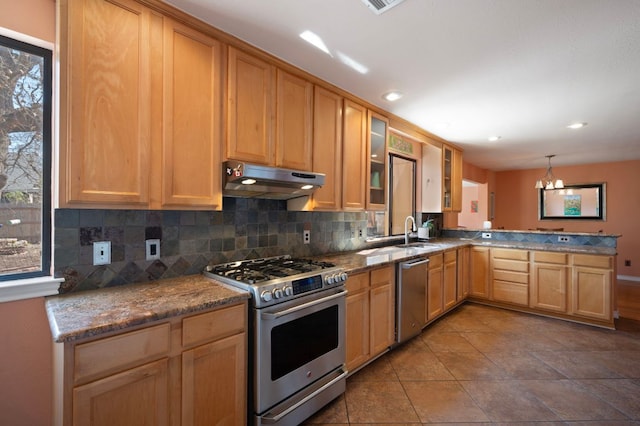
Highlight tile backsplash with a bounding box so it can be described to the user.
[55,197,368,293]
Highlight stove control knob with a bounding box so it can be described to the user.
[283,286,293,296]
[339,272,348,282]
[272,288,283,299]
[261,290,273,302]
[325,275,335,285]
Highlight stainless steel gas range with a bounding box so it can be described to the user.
[204,256,348,426]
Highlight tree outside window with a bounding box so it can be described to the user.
[0,34,52,279]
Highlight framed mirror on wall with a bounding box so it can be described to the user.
[539,183,606,220]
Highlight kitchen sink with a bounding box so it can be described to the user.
[395,242,444,249]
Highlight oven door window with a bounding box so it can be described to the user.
[270,305,339,380]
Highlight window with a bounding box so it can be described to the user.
[0,34,52,280]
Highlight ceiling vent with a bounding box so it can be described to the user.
[361,0,406,15]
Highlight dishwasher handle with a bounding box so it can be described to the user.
[400,258,430,269]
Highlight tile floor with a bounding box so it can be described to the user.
[304,303,640,425]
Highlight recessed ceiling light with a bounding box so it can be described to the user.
[567,122,587,129]
[383,91,403,102]
[488,136,501,142]
[299,30,331,56]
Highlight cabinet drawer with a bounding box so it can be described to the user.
[444,250,457,263]
[370,265,393,287]
[573,254,612,269]
[493,258,529,273]
[429,253,443,268]
[493,281,528,306]
[74,323,171,384]
[534,251,567,264]
[346,272,369,293]
[492,248,529,261]
[183,303,246,348]
[493,269,529,284]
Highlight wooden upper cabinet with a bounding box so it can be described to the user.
[440,143,463,212]
[451,147,463,211]
[311,86,343,210]
[227,47,275,165]
[275,70,313,170]
[366,111,388,210]
[160,19,222,209]
[342,99,367,211]
[59,0,152,207]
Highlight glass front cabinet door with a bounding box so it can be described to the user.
[367,112,388,210]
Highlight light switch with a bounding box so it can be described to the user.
[93,241,111,265]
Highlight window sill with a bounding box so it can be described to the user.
[0,276,63,303]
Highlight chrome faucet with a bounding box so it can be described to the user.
[404,215,417,245]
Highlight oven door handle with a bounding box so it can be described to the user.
[260,289,347,320]
[260,368,348,424]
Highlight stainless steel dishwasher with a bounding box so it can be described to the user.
[396,256,429,345]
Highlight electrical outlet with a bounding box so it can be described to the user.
[303,230,310,244]
[558,236,570,243]
[625,259,631,267]
[93,241,111,265]
[358,228,363,238]
[481,232,491,239]
[146,239,161,260]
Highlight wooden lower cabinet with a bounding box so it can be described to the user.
[345,265,395,372]
[182,333,246,425]
[572,254,613,321]
[55,302,247,426]
[470,246,490,298]
[427,254,444,321]
[73,359,169,426]
[443,250,458,310]
[531,251,568,313]
[457,247,470,301]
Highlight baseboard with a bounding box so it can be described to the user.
[617,275,640,283]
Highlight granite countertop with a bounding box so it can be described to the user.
[45,274,249,343]
[310,238,617,274]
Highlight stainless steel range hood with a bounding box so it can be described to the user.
[223,161,325,200]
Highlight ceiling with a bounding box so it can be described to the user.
[165,0,640,171]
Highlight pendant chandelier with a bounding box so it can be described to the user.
[535,155,564,190]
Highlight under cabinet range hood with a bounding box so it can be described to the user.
[223,161,325,200]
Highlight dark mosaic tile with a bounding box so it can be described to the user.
[146,260,168,279]
[181,225,208,240]
[223,238,236,251]
[258,235,269,247]
[104,210,144,226]
[247,236,258,248]
[119,262,143,282]
[80,227,102,246]
[78,210,104,227]
[124,226,145,244]
[194,211,212,226]
[161,210,181,226]
[55,209,79,227]
[146,211,162,226]
[223,211,235,225]
[222,196,236,210]
[169,256,191,275]
[180,211,196,226]
[145,226,162,240]
[162,225,179,241]
[162,239,180,257]
[179,239,198,254]
[85,265,116,289]
[111,244,125,262]
[56,267,82,293]
[104,226,124,244]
